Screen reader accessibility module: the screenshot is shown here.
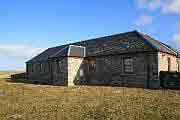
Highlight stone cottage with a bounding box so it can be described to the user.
[26,31,180,88]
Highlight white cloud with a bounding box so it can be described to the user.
[135,15,153,26]
[135,0,160,10]
[171,33,180,50]
[148,0,162,11]
[135,0,180,14]
[0,44,45,58]
[0,44,45,71]
[162,0,180,14]
[135,0,162,11]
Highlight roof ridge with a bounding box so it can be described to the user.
[160,42,180,55]
[158,41,177,55]
[49,30,138,50]
[144,34,178,54]
[136,32,159,50]
[139,33,178,55]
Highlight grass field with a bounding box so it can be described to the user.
[0,72,14,76]
[0,72,23,79]
[0,72,180,120]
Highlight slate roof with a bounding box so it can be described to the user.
[49,45,86,58]
[141,34,178,55]
[49,46,69,58]
[28,45,66,62]
[27,30,180,63]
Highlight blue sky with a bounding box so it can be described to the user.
[0,0,180,71]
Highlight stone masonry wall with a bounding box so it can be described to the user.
[27,61,51,84]
[178,58,180,72]
[27,52,160,88]
[67,57,84,86]
[73,52,159,88]
[27,57,68,85]
[51,57,68,85]
[158,52,178,72]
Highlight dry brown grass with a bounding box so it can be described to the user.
[0,72,23,79]
[0,73,180,120]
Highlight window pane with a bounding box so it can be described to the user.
[124,58,133,73]
[40,63,43,72]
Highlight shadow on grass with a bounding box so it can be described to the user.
[7,73,180,90]
[7,78,56,86]
[7,78,180,90]
[6,78,29,84]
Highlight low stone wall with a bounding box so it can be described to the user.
[160,71,180,89]
[11,73,26,80]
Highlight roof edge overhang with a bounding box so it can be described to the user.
[136,32,158,51]
[48,55,84,59]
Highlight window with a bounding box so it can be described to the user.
[30,63,36,72]
[47,62,50,72]
[105,56,112,65]
[123,57,133,73]
[88,59,96,72]
[57,60,63,73]
[43,63,46,72]
[79,69,84,77]
[29,63,34,72]
[40,63,43,72]
[57,61,60,73]
[121,42,130,49]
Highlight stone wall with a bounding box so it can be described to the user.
[177,58,180,72]
[27,57,68,85]
[160,71,180,89]
[67,57,84,86]
[27,31,162,88]
[51,57,68,85]
[74,52,159,88]
[27,52,160,88]
[158,52,178,72]
[147,53,159,88]
[27,61,51,84]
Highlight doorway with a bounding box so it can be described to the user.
[147,63,150,88]
[168,57,171,71]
